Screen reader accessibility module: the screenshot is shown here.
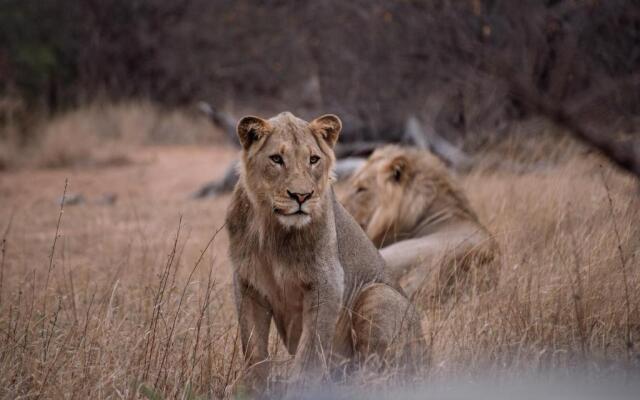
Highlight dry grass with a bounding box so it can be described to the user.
[0,109,639,398]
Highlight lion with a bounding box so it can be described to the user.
[340,145,499,304]
[225,113,425,394]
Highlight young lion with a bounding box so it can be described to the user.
[341,145,500,303]
[225,113,425,391]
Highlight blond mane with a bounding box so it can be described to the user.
[341,145,500,304]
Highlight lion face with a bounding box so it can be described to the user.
[237,112,341,229]
[341,146,444,247]
[342,160,378,230]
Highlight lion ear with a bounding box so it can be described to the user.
[386,155,410,183]
[310,114,342,148]
[237,116,269,150]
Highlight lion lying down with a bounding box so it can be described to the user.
[341,145,500,304]
[225,113,425,393]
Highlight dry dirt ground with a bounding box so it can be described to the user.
[0,143,639,399]
[0,145,236,270]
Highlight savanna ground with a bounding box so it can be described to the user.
[0,103,639,399]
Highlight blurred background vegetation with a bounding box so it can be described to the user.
[1,0,639,168]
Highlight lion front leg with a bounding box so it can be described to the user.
[233,274,273,394]
[289,273,343,384]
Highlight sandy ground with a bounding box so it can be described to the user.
[0,145,238,291]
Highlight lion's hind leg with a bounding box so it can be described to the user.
[351,283,427,375]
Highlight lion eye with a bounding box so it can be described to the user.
[356,186,367,193]
[310,155,320,165]
[269,155,284,165]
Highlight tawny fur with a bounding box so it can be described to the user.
[225,114,425,392]
[341,145,500,304]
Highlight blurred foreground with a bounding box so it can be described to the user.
[296,377,640,400]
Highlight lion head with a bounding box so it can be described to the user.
[341,145,478,247]
[237,112,341,229]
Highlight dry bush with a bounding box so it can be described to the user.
[9,101,223,170]
[0,142,638,398]
[0,96,24,171]
[0,139,19,171]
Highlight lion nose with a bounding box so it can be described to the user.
[287,190,313,205]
